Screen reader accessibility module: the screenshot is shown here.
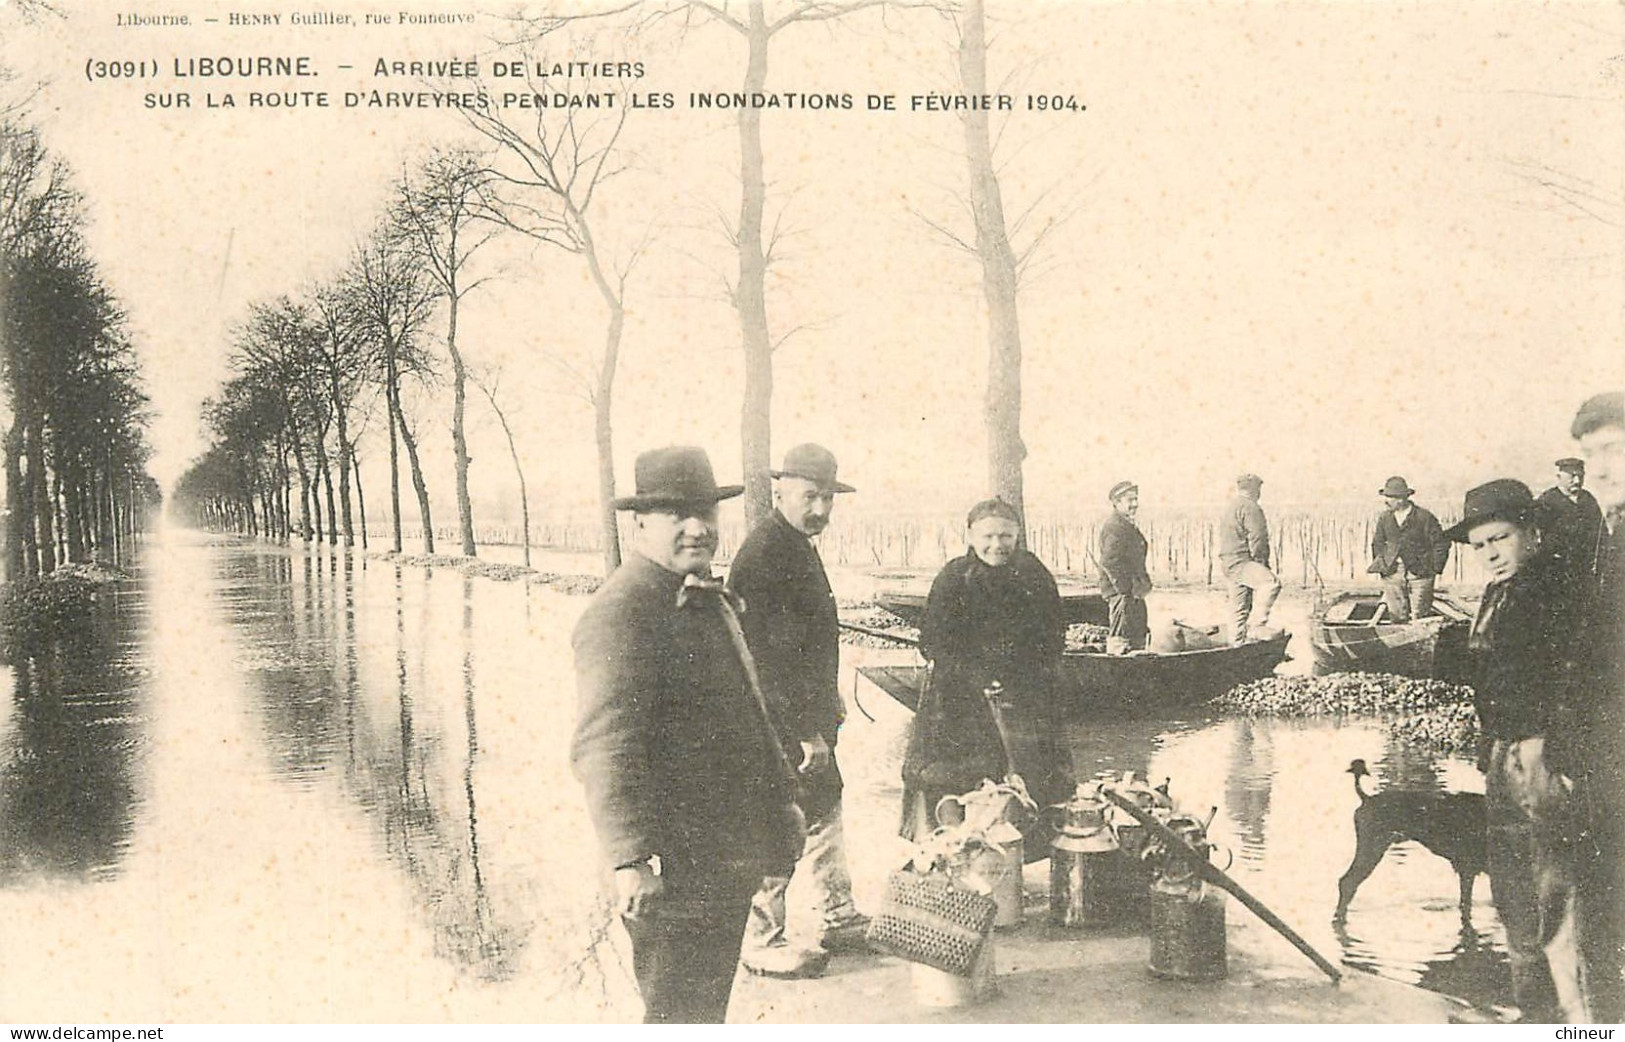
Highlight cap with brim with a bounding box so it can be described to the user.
[770,442,855,493]
[1109,480,1138,502]
[1556,457,1585,474]
[1443,478,1540,543]
[1380,476,1415,498]
[612,446,743,511]
[1236,473,1263,489]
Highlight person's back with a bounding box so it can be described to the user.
[1218,492,1270,571]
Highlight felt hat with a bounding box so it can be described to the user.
[770,443,855,493]
[1444,478,1540,543]
[1379,476,1415,498]
[612,446,742,511]
[1236,473,1263,490]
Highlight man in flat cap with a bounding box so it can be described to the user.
[1367,476,1450,622]
[1098,480,1152,651]
[728,443,868,978]
[1538,458,1604,588]
[1217,473,1281,644]
[571,446,802,1023]
[1566,392,1625,1023]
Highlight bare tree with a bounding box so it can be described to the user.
[461,70,645,575]
[471,367,533,569]
[345,226,438,554]
[641,0,903,527]
[394,146,501,558]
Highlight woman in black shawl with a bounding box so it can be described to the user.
[900,498,1075,842]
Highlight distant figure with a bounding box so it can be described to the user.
[1448,478,1590,1022]
[1217,473,1281,644]
[571,446,802,1024]
[728,444,868,979]
[1567,392,1625,1024]
[1098,480,1151,651]
[1366,476,1450,621]
[1537,457,1604,586]
[902,498,1074,843]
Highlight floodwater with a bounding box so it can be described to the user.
[0,529,1510,1022]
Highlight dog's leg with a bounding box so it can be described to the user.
[1336,820,1390,921]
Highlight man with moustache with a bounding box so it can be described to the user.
[571,446,802,1024]
[728,444,869,978]
[1538,457,1605,587]
[1367,476,1450,622]
[1098,480,1152,651]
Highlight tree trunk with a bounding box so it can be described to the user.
[332,387,354,547]
[4,422,26,582]
[351,446,369,551]
[27,416,54,574]
[960,0,1027,527]
[320,441,338,546]
[60,466,85,563]
[481,383,532,570]
[386,351,403,553]
[575,213,624,574]
[736,0,775,530]
[447,293,476,557]
[394,398,434,555]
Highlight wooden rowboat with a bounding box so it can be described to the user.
[1309,591,1472,681]
[857,632,1291,716]
[874,589,1109,628]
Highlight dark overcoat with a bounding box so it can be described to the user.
[726,510,844,821]
[1539,486,1605,582]
[1369,505,1451,578]
[1097,511,1151,598]
[571,553,801,898]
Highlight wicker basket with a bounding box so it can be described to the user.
[865,869,998,977]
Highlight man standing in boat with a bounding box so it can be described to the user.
[1367,476,1451,621]
[1218,473,1281,644]
[1098,480,1152,651]
[1538,457,1604,587]
[727,443,870,979]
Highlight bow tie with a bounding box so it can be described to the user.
[677,573,741,610]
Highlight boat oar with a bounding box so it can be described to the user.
[838,620,921,648]
[1100,784,1343,984]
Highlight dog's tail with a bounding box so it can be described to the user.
[1347,759,1372,803]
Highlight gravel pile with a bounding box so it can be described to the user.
[838,606,919,647]
[1213,671,1480,755]
[1215,672,1472,715]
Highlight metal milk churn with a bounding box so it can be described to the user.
[1048,783,1125,928]
[1147,815,1228,980]
[1105,773,1169,923]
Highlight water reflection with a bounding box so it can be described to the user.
[0,577,150,884]
[214,549,523,981]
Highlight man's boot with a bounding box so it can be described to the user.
[740,874,829,979]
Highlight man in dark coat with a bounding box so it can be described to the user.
[728,443,868,978]
[1367,476,1450,621]
[1538,457,1605,587]
[1568,392,1625,1023]
[1218,473,1281,643]
[1098,480,1151,650]
[571,446,801,1024]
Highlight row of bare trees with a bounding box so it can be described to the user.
[0,118,159,582]
[177,0,1048,573]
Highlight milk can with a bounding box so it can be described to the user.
[1048,783,1129,928]
[1105,773,1170,923]
[1147,815,1228,981]
[937,783,1030,928]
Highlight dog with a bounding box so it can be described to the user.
[1334,758,1487,926]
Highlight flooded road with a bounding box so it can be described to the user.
[0,529,1509,1022]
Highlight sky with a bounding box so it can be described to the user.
[2,0,1622,527]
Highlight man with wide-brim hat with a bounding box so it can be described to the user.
[1098,480,1152,651]
[728,443,867,979]
[1448,478,1593,1021]
[1537,458,1604,587]
[572,446,802,1023]
[1367,475,1450,622]
[1217,472,1281,643]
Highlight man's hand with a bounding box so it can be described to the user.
[614,861,664,920]
[798,735,832,774]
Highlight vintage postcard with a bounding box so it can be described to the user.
[0,0,1620,1027]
